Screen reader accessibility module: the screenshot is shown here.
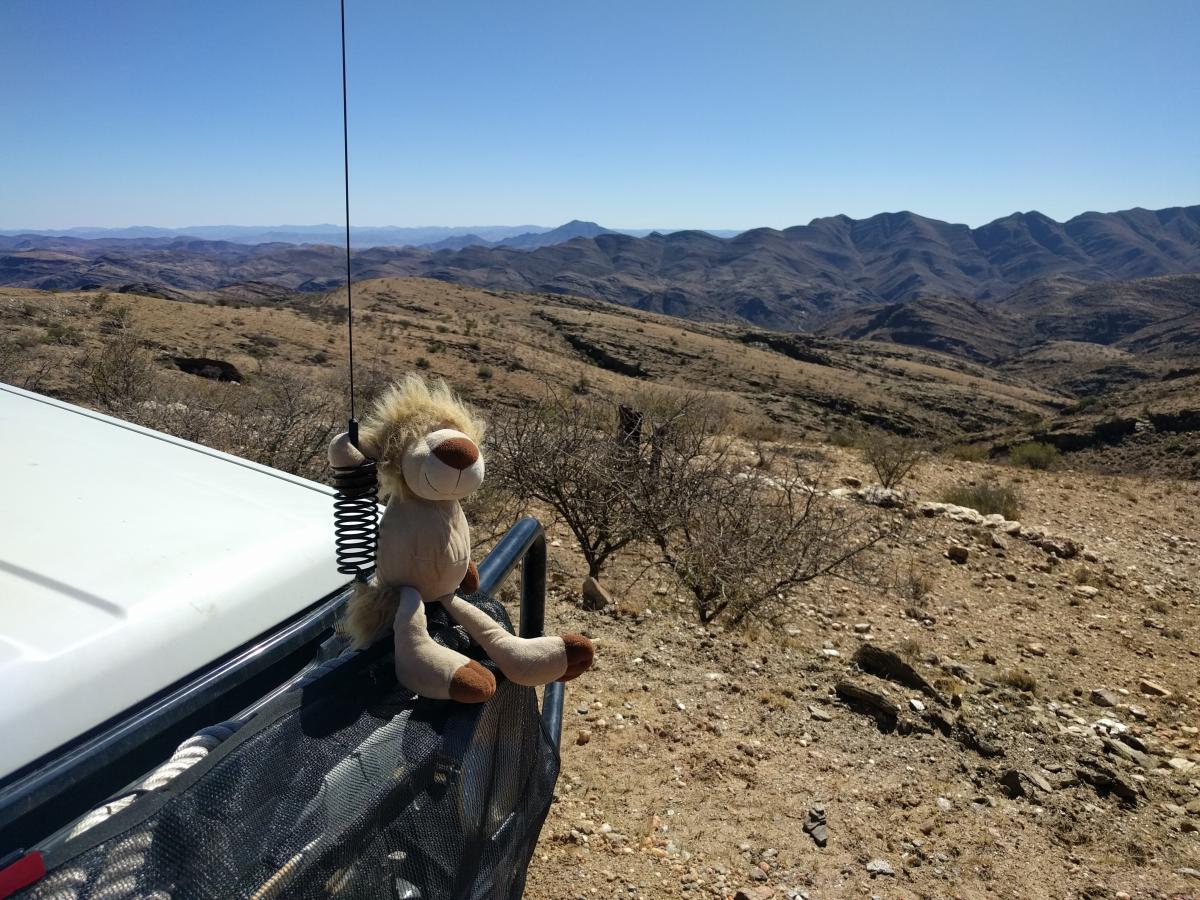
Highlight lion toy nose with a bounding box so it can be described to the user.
[432,436,479,470]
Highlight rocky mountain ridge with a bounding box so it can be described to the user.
[3,206,1198,332]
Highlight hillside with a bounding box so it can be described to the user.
[418,220,614,251]
[0,277,1058,443]
[824,274,1200,366]
[5,274,1198,488]
[4,206,1199,331]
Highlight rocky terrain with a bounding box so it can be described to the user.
[522,450,1200,900]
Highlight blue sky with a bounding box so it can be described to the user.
[2,0,1197,231]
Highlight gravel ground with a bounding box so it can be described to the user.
[522,447,1200,900]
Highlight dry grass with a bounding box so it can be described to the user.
[941,480,1022,519]
[1000,669,1038,693]
[946,442,990,461]
[1009,440,1062,470]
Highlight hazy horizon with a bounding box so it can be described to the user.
[6,199,1200,238]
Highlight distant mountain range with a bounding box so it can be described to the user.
[0,223,550,248]
[418,220,616,251]
[0,220,741,249]
[3,206,1198,339]
[406,205,1200,329]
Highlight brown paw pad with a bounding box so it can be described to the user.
[459,560,480,595]
[557,633,595,682]
[450,660,496,703]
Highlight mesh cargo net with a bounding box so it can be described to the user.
[19,596,560,900]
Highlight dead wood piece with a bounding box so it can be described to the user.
[836,679,900,729]
[854,644,949,706]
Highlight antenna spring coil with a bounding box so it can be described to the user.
[331,461,379,579]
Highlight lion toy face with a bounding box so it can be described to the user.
[329,373,487,504]
[401,426,484,501]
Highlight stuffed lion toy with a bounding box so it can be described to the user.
[329,374,593,702]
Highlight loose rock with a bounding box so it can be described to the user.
[1000,768,1051,798]
[1102,737,1153,770]
[853,644,947,705]
[581,576,612,612]
[1138,678,1171,697]
[865,858,895,877]
[802,804,828,847]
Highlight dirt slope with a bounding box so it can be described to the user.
[524,450,1200,900]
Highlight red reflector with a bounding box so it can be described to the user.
[0,851,46,899]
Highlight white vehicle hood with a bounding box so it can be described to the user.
[0,384,349,781]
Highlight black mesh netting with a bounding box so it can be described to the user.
[21,594,560,900]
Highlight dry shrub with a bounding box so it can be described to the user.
[461,475,524,553]
[486,387,898,622]
[0,336,56,392]
[235,371,341,478]
[82,327,156,412]
[1009,440,1061,470]
[947,443,989,462]
[896,637,923,663]
[42,322,83,345]
[487,388,648,579]
[826,426,862,448]
[859,431,924,488]
[629,397,901,624]
[897,557,934,603]
[125,370,341,481]
[76,327,342,482]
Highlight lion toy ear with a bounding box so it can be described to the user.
[328,430,377,468]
